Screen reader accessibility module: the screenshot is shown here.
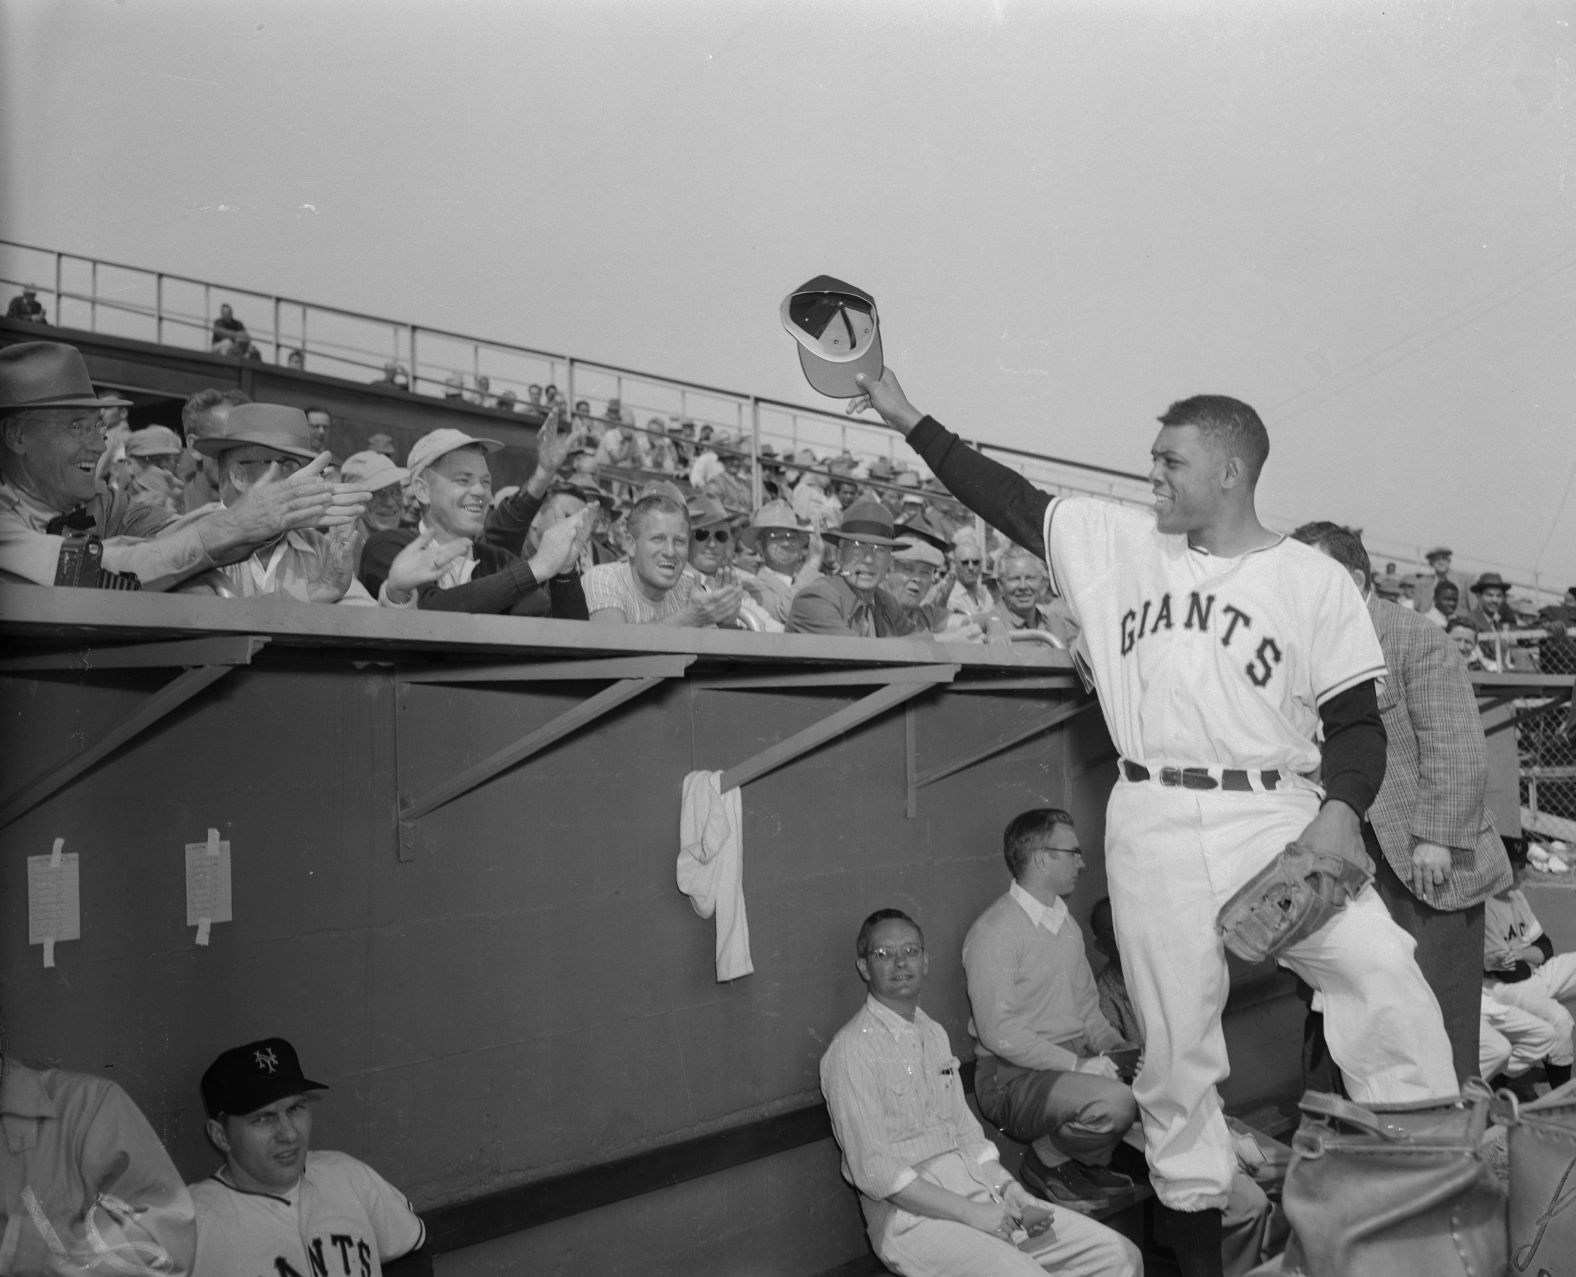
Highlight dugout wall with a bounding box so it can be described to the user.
[0,591,1310,1276]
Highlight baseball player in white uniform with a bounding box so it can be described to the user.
[189,1037,425,1277]
[848,368,1456,1277]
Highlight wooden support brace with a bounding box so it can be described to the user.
[0,662,240,830]
[397,654,693,685]
[695,665,956,691]
[911,698,1097,796]
[718,672,954,794]
[944,674,1082,692]
[0,634,267,674]
[1482,691,1573,738]
[400,675,667,823]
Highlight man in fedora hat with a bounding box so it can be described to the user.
[1467,572,1535,671]
[190,1037,425,1277]
[786,497,950,637]
[0,341,364,591]
[741,499,824,625]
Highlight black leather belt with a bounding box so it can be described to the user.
[1119,759,1281,792]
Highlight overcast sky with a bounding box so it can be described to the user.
[3,0,1572,590]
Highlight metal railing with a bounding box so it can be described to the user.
[0,237,1561,599]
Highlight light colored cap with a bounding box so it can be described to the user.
[892,536,945,567]
[125,425,184,457]
[340,451,408,490]
[405,427,502,477]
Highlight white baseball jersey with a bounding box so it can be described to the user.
[1043,497,1385,774]
[190,1150,423,1277]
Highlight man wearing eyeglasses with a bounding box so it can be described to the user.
[947,528,995,618]
[0,341,367,591]
[821,907,1141,1277]
[786,497,950,638]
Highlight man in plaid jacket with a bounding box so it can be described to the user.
[1295,522,1513,1084]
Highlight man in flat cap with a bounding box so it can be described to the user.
[190,1037,425,1277]
[0,341,365,590]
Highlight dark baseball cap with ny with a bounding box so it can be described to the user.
[200,1037,329,1119]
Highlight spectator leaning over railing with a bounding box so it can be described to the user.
[740,499,823,627]
[123,425,186,515]
[946,527,994,619]
[1446,614,1494,672]
[786,498,949,638]
[178,404,387,605]
[980,546,1073,648]
[1467,572,1536,671]
[0,343,369,592]
[359,423,593,617]
[583,489,741,627]
[180,387,252,513]
[682,492,778,631]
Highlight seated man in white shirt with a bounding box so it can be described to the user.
[190,1037,424,1277]
[820,908,1140,1277]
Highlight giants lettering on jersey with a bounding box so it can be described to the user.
[1118,590,1284,688]
[257,1234,373,1277]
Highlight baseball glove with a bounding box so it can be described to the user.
[1216,845,1371,964]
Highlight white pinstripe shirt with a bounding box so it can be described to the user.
[819,995,997,1203]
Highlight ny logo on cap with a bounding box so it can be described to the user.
[254,1047,280,1074]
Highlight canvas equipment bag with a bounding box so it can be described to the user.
[1493,1078,1576,1277]
[1278,1087,1507,1277]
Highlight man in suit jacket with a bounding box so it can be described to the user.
[1294,522,1513,1083]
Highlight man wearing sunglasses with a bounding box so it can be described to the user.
[948,528,995,618]
[821,907,1140,1277]
[786,497,950,638]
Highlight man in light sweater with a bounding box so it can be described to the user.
[962,809,1140,1213]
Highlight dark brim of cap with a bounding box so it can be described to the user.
[797,334,884,400]
[220,1076,330,1118]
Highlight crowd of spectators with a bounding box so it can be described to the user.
[2,335,1571,675]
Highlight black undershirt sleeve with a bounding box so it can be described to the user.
[1318,680,1387,818]
[905,416,1051,557]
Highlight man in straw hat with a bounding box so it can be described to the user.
[0,340,364,591]
[786,497,950,637]
[741,499,824,626]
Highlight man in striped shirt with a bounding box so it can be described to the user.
[819,909,1140,1277]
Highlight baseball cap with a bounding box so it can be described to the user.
[125,425,184,458]
[780,275,883,399]
[200,1037,329,1118]
[340,450,408,490]
[405,427,502,478]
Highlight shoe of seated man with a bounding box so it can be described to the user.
[1018,1148,1108,1212]
[1077,1160,1136,1204]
